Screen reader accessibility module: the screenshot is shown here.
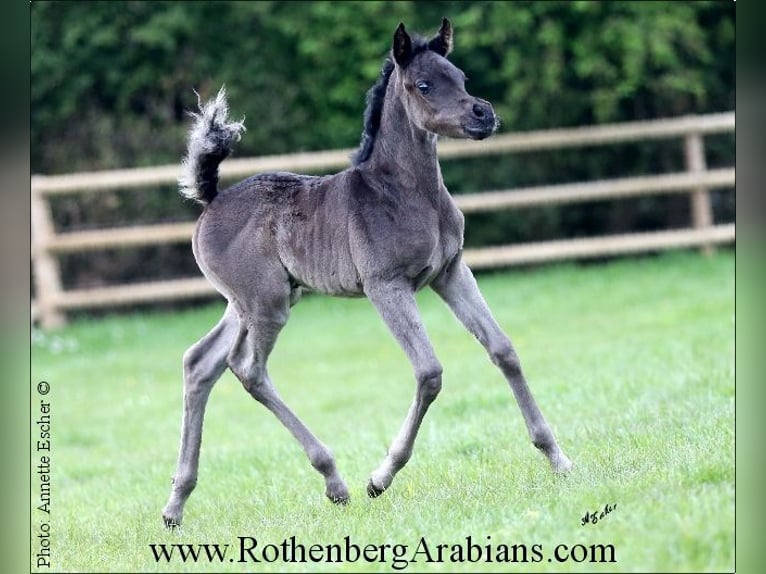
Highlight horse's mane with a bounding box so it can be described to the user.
[352,36,430,166]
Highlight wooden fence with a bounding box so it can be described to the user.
[31,112,735,328]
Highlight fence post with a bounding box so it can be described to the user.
[31,178,66,328]
[684,132,714,255]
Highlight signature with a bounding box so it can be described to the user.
[581,503,617,526]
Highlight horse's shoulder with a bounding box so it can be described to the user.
[344,166,380,195]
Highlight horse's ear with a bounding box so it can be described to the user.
[428,17,453,57]
[393,22,413,67]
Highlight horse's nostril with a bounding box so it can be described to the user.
[472,103,485,118]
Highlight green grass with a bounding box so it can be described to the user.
[30,251,734,573]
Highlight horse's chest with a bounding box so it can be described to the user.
[391,204,464,288]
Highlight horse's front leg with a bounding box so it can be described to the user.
[431,256,572,473]
[363,279,444,497]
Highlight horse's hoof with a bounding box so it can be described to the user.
[366,479,386,498]
[163,514,181,529]
[326,477,350,505]
[329,493,350,505]
[162,506,182,529]
[326,486,350,505]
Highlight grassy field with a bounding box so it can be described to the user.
[30,250,734,573]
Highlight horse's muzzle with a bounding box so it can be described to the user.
[462,99,498,140]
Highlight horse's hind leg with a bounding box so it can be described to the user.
[162,304,239,527]
[432,259,572,473]
[227,296,349,505]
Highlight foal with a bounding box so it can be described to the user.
[162,19,571,527]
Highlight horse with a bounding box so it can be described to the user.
[162,18,571,527]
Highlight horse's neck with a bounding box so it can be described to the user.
[370,89,443,194]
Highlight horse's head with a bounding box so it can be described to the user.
[392,18,498,140]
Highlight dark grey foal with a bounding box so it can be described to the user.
[162,19,571,527]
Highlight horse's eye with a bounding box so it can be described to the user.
[416,80,432,95]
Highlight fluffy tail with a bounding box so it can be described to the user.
[178,87,245,205]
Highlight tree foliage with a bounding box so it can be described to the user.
[32,0,734,172]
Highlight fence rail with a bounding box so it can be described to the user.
[31,112,735,328]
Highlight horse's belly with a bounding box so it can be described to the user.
[278,226,363,297]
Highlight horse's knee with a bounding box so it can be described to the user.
[489,338,521,376]
[417,364,443,402]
